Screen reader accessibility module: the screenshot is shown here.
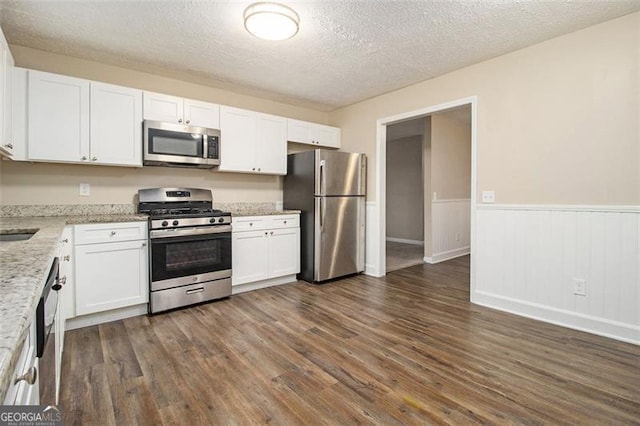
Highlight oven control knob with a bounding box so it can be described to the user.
[161,221,168,227]
[218,217,225,223]
[173,220,179,226]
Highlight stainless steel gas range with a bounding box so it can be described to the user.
[138,188,232,314]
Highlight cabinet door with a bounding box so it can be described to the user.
[314,124,341,149]
[184,98,220,129]
[142,91,183,123]
[219,106,256,173]
[1,31,14,152]
[287,118,312,144]
[268,228,300,278]
[28,70,90,162]
[255,113,287,175]
[75,240,148,315]
[232,230,268,285]
[90,82,143,166]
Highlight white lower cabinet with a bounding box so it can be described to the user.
[74,222,148,316]
[3,321,38,405]
[232,215,300,288]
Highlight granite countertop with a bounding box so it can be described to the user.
[0,213,147,402]
[230,209,301,217]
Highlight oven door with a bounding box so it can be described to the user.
[150,226,231,291]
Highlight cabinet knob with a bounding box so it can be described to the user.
[14,366,37,385]
[284,221,287,224]
[59,276,67,285]
[265,232,268,236]
[92,156,98,161]
[61,238,69,243]
[142,242,147,247]
[81,156,87,161]
[185,120,190,124]
[249,223,253,226]
[270,231,273,235]
[178,118,183,123]
[4,143,13,149]
[110,231,116,236]
[258,168,261,171]
[63,255,70,261]
[252,168,256,171]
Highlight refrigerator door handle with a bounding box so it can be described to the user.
[319,197,324,228]
[319,159,326,196]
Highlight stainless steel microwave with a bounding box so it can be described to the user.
[143,120,220,168]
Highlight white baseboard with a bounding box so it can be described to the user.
[386,237,424,245]
[66,303,147,330]
[232,275,297,295]
[364,264,381,277]
[424,246,470,264]
[472,290,640,345]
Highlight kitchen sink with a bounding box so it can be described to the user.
[0,229,38,241]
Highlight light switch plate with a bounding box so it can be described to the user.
[79,183,90,196]
[482,190,495,203]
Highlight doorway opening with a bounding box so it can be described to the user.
[375,97,477,295]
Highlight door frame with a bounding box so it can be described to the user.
[375,96,477,292]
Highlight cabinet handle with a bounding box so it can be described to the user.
[142,242,147,247]
[178,118,183,123]
[284,220,287,224]
[59,276,67,285]
[270,231,273,235]
[4,143,13,149]
[81,156,87,161]
[92,156,97,161]
[264,232,268,236]
[110,231,116,236]
[14,366,37,385]
[61,238,69,243]
[249,223,253,226]
[63,255,70,261]
[185,120,190,124]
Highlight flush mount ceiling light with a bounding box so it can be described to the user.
[244,2,299,41]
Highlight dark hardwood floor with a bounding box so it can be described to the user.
[60,256,640,425]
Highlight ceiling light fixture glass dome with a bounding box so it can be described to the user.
[244,2,299,41]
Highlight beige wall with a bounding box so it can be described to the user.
[330,12,640,205]
[423,117,432,257]
[0,161,281,205]
[0,46,330,206]
[431,113,471,200]
[386,135,423,241]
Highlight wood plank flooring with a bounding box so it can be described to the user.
[60,256,640,425]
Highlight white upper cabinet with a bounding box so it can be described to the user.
[28,70,90,163]
[27,70,142,166]
[143,91,219,128]
[219,106,286,175]
[287,118,341,148]
[0,27,14,157]
[184,98,220,129]
[90,82,142,166]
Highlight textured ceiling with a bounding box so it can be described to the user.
[1,1,638,111]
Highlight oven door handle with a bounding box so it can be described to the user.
[150,225,232,239]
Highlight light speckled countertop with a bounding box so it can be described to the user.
[0,214,147,401]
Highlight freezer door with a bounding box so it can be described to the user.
[315,150,366,196]
[314,196,365,281]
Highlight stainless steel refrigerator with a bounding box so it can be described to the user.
[284,149,366,283]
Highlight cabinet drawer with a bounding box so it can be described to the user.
[232,216,268,232]
[266,215,299,229]
[74,222,147,245]
[3,325,34,405]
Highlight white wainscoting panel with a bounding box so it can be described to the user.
[474,205,639,344]
[365,201,381,276]
[427,199,471,263]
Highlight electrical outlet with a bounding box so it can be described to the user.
[482,191,495,203]
[573,278,587,296]
[79,183,90,196]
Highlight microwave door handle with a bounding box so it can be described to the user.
[203,135,208,158]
